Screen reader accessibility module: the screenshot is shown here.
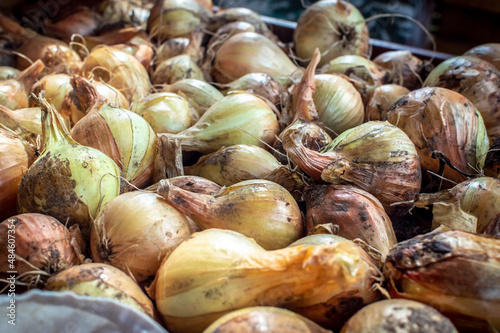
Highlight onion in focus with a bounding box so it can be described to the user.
[365,84,410,121]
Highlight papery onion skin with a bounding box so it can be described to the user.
[424,56,500,141]
[0,213,80,275]
[340,299,458,333]
[71,105,157,189]
[384,229,500,331]
[219,73,284,106]
[154,229,379,333]
[294,0,369,67]
[203,307,333,333]
[0,60,44,110]
[386,87,489,189]
[365,84,410,121]
[155,38,190,65]
[152,54,205,85]
[92,81,130,109]
[45,263,157,319]
[90,191,193,282]
[157,179,303,250]
[463,43,500,71]
[162,79,223,116]
[374,51,428,91]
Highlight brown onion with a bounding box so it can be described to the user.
[44,7,103,42]
[374,50,429,90]
[365,84,410,121]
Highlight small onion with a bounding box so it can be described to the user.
[157,179,303,250]
[0,214,81,278]
[71,105,157,189]
[218,72,285,106]
[0,60,44,110]
[386,87,489,189]
[373,50,428,90]
[294,0,369,66]
[463,43,500,71]
[152,54,205,85]
[90,191,193,282]
[45,263,157,319]
[423,56,500,141]
[365,84,410,121]
[341,299,458,333]
[131,92,198,134]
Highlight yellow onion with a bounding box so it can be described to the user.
[159,92,280,154]
[218,73,285,105]
[484,136,500,177]
[341,299,458,333]
[0,66,19,80]
[131,92,198,134]
[96,0,151,25]
[71,105,157,189]
[157,179,303,250]
[0,105,42,140]
[156,37,190,63]
[17,95,122,241]
[211,32,303,85]
[374,50,429,90]
[162,78,223,116]
[0,60,44,110]
[153,229,380,333]
[415,177,500,233]
[0,126,35,220]
[282,120,422,217]
[294,0,369,67]
[365,84,410,121]
[147,0,212,42]
[386,87,489,189]
[203,307,333,333]
[424,56,500,142]
[463,43,500,71]
[112,37,155,72]
[153,54,205,85]
[81,45,152,103]
[311,74,364,136]
[45,263,157,319]
[92,81,129,109]
[0,213,82,286]
[305,184,397,259]
[147,175,222,195]
[90,191,193,283]
[384,229,500,331]
[43,7,103,42]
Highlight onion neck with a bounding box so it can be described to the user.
[292,48,320,123]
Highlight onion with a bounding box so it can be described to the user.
[112,37,155,72]
[294,0,369,66]
[17,95,122,241]
[97,0,151,25]
[71,105,157,189]
[211,32,303,85]
[218,73,285,106]
[92,81,129,109]
[374,50,428,90]
[281,121,422,217]
[159,92,280,154]
[0,60,44,110]
[365,84,410,121]
[152,54,205,85]
[157,179,303,250]
[44,7,103,42]
[415,177,500,233]
[0,213,82,286]
[153,229,380,333]
[81,45,152,103]
[0,105,42,140]
[0,127,35,220]
[386,87,489,189]
[147,175,222,195]
[463,43,500,71]
[423,56,500,142]
[484,136,500,177]
[156,37,191,64]
[384,229,500,331]
[204,307,332,333]
[341,299,458,333]
[0,66,20,80]
[90,191,193,283]
[131,92,198,134]
[162,78,223,116]
[45,263,157,319]
[305,184,397,259]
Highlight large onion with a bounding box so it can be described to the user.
[386,87,489,189]
[90,191,193,283]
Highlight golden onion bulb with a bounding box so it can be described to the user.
[162,79,223,116]
[0,66,20,80]
[71,105,157,189]
[386,87,489,189]
[0,60,44,110]
[365,84,410,121]
[90,191,193,282]
[152,54,205,85]
[294,0,369,67]
[218,73,285,106]
[92,81,130,109]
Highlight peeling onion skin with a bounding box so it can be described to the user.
[386,87,489,190]
[374,50,428,91]
[340,299,458,333]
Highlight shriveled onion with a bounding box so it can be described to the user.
[0,60,44,110]
[424,56,500,141]
[90,191,193,282]
[294,0,369,66]
[152,54,205,85]
[17,95,121,240]
[218,73,285,106]
[374,50,428,90]
[0,127,35,220]
[157,179,303,250]
[341,299,458,333]
[365,84,410,121]
[45,263,157,319]
[71,105,157,189]
[463,43,500,71]
[386,87,489,189]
